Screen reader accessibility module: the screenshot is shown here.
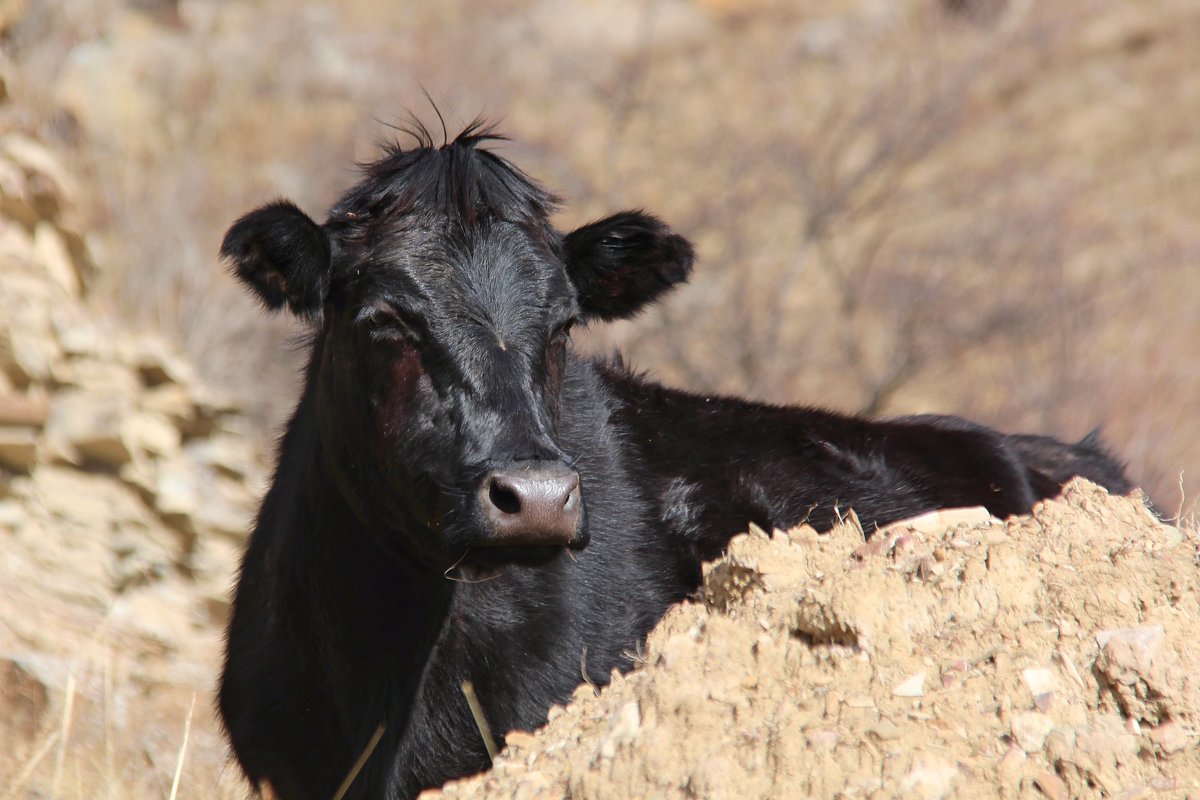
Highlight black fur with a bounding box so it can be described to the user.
[217,125,1133,800]
[1004,428,1134,499]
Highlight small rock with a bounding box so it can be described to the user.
[0,499,25,527]
[0,305,60,387]
[193,474,255,538]
[996,743,1026,777]
[77,433,132,468]
[893,671,927,698]
[119,455,158,503]
[0,153,35,227]
[120,410,181,459]
[54,225,96,287]
[868,718,903,741]
[747,521,769,539]
[1072,715,1140,766]
[1095,625,1163,657]
[1147,721,1191,754]
[598,701,640,758]
[108,579,196,648]
[806,727,840,751]
[187,433,258,480]
[899,758,958,800]
[51,306,107,359]
[505,730,537,749]
[49,357,140,395]
[845,694,876,709]
[0,654,51,737]
[1056,647,1087,689]
[183,385,239,437]
[823,689,842,718]
[139,384,199,441]
[128,336,195,388]
[0,393,48,428]
[32,222,80,296]
[1022,667,1058,697]
[0,426,37,471]
[1,133,77,214]
[1011,711,1055,752]
[32,465,148,529]
[154,458,199,536]
[1162,526,1184,549]
[45,390,133,468]
[1033,769,1068,800]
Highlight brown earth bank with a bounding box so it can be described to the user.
[430,482,1200,800]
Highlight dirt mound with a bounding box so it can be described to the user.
[431,481,1199,799]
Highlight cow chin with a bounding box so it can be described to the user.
[434,501,589,570]
[465,542,574,570]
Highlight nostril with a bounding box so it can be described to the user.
[562,481,580,512]
[478,466,582,547]
[488,479,522,515]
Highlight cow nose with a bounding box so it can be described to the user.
[479,463,583,548]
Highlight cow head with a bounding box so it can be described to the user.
[221,125,693,567]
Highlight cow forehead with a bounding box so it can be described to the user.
[348,218,576,341]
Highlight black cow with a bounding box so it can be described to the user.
[218,124,1131,799]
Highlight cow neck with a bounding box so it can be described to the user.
[290,399,455,765]
[285,361,456,651]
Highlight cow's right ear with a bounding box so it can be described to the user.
[221,200,332,318]
[563,211,695,322]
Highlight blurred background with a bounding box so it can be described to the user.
[0,0,1198,794]
[7,0,1198,505]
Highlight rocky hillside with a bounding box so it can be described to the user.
[0,129,262,797]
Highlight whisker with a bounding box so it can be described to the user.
[443,550,504,584]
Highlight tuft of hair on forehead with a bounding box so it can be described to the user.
[353,118,561,228]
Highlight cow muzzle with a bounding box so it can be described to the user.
[477,462,585,548]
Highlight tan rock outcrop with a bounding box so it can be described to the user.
[0,124,265,644]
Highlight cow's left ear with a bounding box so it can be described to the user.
[563,211,694,321]
[221,200,331,319]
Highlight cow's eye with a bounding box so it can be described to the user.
[546,319,572,369]
[362,306,415,344]
[552,318,577,341]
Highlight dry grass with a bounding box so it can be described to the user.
[168,694,196,800]
[0,593,242,800]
